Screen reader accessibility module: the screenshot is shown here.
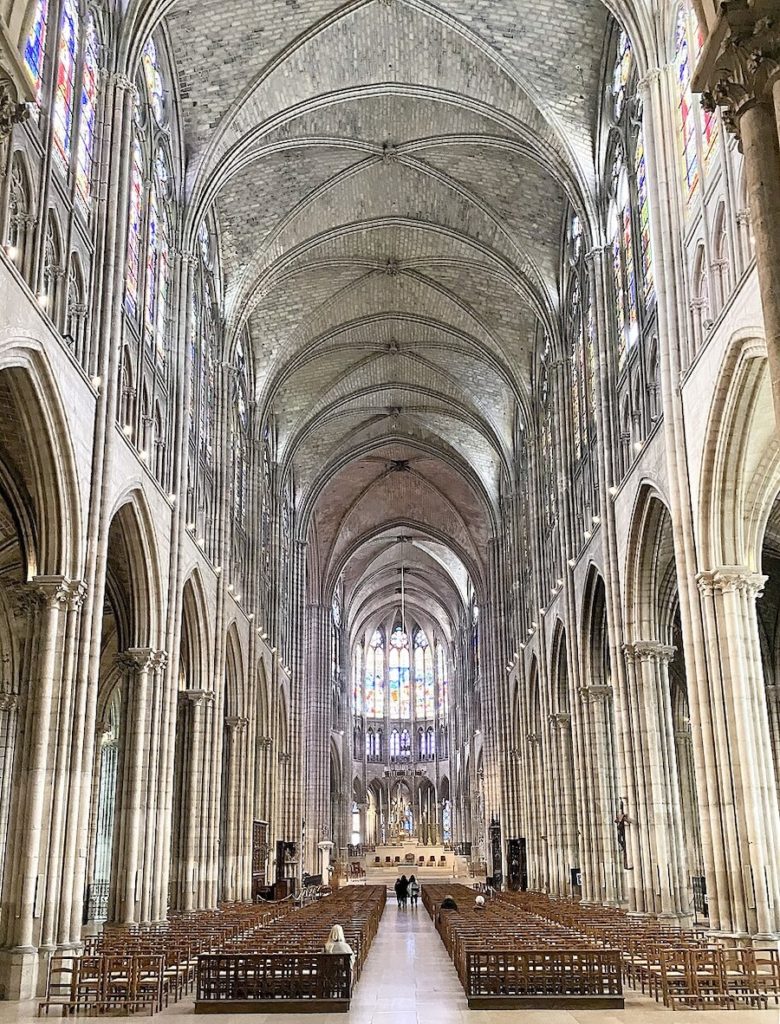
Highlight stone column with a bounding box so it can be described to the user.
[624,642,690,921]
[179,690,213,912]
[697,567,780,940]
[548,712,577,894]
[579,685,619,905]
[0,578,70,998]
[223,715,249,901]
[694,8,780,420]
[113,649,155,925]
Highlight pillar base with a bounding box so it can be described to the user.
[751,933,780,949]
[0,945,41,1000]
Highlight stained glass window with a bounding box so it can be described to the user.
[53,0,79,167]
[436,642,448,717]
[24,0,48,104]
[414,630,434,719]
[125,141,143,314]
[612,29,632,120]
[365,629,384,718]
[569,276,583,459]
[675,6,698,200]
[353,643,363,715]
[611,151,638,367]
[634,129,655,302]
[141,37,164,123]
[388,626,410,718]
[145,181,159,335]
[76,16,99,203]
[155,209,170,363]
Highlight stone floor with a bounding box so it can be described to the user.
[0,904,776,1023]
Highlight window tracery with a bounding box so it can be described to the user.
[364,629,385,719]
[75,14,100,204]
[388,625,410,719]
[414,629,434,719]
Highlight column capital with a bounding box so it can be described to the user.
[32,575,76,609]
[696,566,767,597]
[225,715,249,733]
[0,76,31,142]
[548,712,571,729]
[258,735,273,749]
[178,688,214,707]
[623,640,676,664]
[694,6,780,135]
[579,684,613,704]
[117,647,157,674]
[101,69,137,97]
[0,693,19,712]
[278,750,292,765]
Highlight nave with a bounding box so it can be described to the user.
[2,0,780,1008]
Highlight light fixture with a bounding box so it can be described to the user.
[247,613,254,621]
[584,529,591,540]
[512,651,519,660]
[519,642,525,651]
[36,291,48,307]
[197,536,205,546]
[123,424,133,436]
[167,492,176,503]
[215,566,222,576]
[227,583,234,593]
[270,646,277,654]
[235,594,241,602]
[139,449,149,462]
[557,578,563,587]
[91,375,102,389]
[4,245,18,260]
[261,632,268,640]
[531,621,538,629]
[592,515,601,525]
[568,559,576,569]
[633,440,643,452]
[186,522,196,531]
[609,486,618,497]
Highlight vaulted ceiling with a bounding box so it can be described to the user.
[158,0,616,623]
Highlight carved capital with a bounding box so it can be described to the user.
[549,712,572,729]
[225,715,249,733]
[179,688,214,707]
[278,750,292,765]
[0,693,19,712]
[696,8,780,136]
[0,77,31,141]
[102,70,137,97]
[117,647,156,674]
[33,576,75,610]
[697,567,767,597]
[258,735,273,750]
[579,684,613,704]
[624,640,676,664]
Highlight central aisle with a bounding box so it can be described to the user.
[348,902,465,1024]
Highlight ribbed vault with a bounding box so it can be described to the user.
[141,0,628,617]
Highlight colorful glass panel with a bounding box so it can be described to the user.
[634,130,655,303]
[612,230,626,368]
[141,37,164,123]
[612,29,632,120]
[53,0,79,167]
[623,205,638,349]
[125,141,143,314]
[76,16,99,203]
[353,645,363,715]
[436,643,448,717]
[24,0,48,104]
[155,209,169,363]
[365,630,384,718]
[145,180,159,336]
[675,7,699,200]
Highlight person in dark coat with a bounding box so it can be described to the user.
[397,874,410,908]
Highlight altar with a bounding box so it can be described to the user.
[367,841,456,872]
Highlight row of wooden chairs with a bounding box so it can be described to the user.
[195,886,388,1008]
[38,901,289,1016]
[502,891,780,1011]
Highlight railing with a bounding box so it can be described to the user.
[466,949,622,1003]
[196,953,351,1010]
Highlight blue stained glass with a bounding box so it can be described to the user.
[24,0,49,104]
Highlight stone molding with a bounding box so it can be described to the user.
[548,712,572,729]
[225,715,249,733]
[579,684,613,704]
[178,688,215,707]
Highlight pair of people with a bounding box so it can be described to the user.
[394,874,421,907]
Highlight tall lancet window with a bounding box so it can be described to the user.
[24,0,49,105]
[388,626,410,718]
[414,629,434,719]
[75,14,100,204]
[436,642,449,717]
[53,0,79,168]
[364,629,385,718]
